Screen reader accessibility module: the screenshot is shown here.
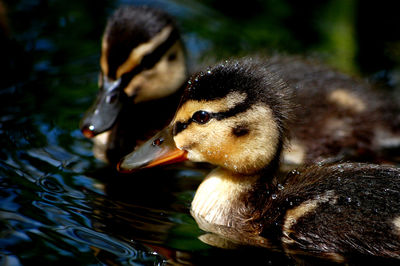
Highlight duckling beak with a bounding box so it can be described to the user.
[117,126,188,173]
[80,79,124,138]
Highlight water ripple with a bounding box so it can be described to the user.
[58,226,136,258]
[37,176,65,193]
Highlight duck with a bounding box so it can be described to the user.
[115,55,400,169]
[79,7,400,167]
[80,6,187,164]
[117,58,400,262]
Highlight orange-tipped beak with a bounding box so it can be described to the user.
[144,148,187,168]
[117,126,188,173]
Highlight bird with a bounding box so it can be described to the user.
[117,58,400,262]
[80,6,188,164]
[117,56,400,169]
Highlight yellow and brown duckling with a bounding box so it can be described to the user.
[80,6,187,164]
[118,58,400,261]
[117,56,400,169]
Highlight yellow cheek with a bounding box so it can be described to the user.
[174,122,258,173]
[174,104,279,174]
[123,42,186,103]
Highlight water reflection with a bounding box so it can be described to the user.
[1,0,399,264]
[0,160,168,265]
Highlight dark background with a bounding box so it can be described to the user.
[0,0,399,264]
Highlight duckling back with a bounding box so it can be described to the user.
[265,56,400,166]
[262,163,400,261]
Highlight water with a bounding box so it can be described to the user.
[1,0,399,265]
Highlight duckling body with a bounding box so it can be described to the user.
[119,158,400,260]
[191,164,400,261]
[80,6,187,164]
[118,58,400,261]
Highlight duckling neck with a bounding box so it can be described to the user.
[191,167,266,234]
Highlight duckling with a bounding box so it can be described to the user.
[118,59,400,261]
[117,56,400,169]
[80,6,187,164]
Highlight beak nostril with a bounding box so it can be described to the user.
[81,125,96,138]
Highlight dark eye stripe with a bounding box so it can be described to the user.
[172,102,250,136]
[140,27,179,70]
[111,26,180,84]
[173,121,190,136]
[213,101,249,120]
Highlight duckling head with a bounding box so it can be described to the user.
[81,6,187,138]
[118,58,293,175]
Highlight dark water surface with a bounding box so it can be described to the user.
[1,0,399,265]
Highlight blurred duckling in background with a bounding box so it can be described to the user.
[118,59,400,262]
[80,6,187,164]
[270,56,400,166]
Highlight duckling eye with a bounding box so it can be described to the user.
[192,111,211,124]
